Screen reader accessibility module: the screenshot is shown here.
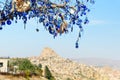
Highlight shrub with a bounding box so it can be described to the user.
[44,66,55,80]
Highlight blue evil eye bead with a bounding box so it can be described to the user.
[90,0,95,4]
[1,22,5,25]
[76,19,82,25]
[59,13,62,17]
[46,3,51,8]
[88,9,90,12]
[0,27,3,30]
[44,21,49,27]
[48,15,53,21]
[67,23,72,28]
[48,27,55,34]
[73,20,75,24]
[37,1,44,6]
[1,13,5,19]
[55,18,62,28]
[79,32,81,38]
[71,27,73,32]
[48,22,54,27]
[15,20,17,23]
[30,0,36,3]
[7,20,12,25]
[36,28,39,32]
[64,14,68,20]
[84,17,89,24]
[76,15,79,19]
[39,16,44,23]
[77,6,81,12]
[65,0,69,3]
[53,32,57,38]
[79,25,83,32]
[75,42,79,48]
[22,12,27,17]
[81,5,87,11]
[84,12,86,15]
[48,9,54,13]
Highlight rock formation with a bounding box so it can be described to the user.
[28,47,120,80]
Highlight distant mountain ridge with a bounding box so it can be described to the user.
[71,58,120,70]
[28,47,120,80]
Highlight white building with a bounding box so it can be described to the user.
[0,57,9,72]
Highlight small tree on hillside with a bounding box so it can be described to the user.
[38,63,42,69]
[44,66,55,80]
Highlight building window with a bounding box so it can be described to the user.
[0,63,3,67]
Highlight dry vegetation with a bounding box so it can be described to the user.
[1,47,120,80]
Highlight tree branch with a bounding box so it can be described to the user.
[0,0,73,33]
[0,0,72,22]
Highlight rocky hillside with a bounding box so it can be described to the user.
[28,47,120,80]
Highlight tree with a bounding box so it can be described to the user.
[38,63,42,69]
[18,59,35,72]
[9,58,35,72]
[66,78,71,80]
[44,66,55,80]
[34,64,43,76]
[0,0,95,48]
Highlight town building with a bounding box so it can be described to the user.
[0,57,9,72]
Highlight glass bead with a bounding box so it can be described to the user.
[76,19,82,25]
[73,20,75,24]
[64,14,68,20]
[48,15,53,21]
[79,32,81,38]
[48,9,54,13]
[88,9,90,12]
[36,28,39,32]
[39,16,44,23]
[77,6,81,12]
[75,42,79,48]
[7,20,12,25]
[0,27,3,30]
[48,27,55,34]
[90,0,95,4]
[1,22,5,25]
[15,20,17,23]
[45,22,49,27]
[65,0,69,3]
[46,3,51,8]
[84,17,89,24]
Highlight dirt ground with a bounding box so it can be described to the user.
[0,75,47,80]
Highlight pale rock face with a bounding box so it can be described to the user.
[39,47,59,59]
[28,47,120,80]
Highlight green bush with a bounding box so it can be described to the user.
[18,59,35,72]
[9,58,43,79]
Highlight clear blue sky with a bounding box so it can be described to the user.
[0,0,120,60]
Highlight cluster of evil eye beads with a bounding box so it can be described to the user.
[0,0,95,48]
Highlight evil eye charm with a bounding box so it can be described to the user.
[7,20,12,25]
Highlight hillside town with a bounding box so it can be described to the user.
[0,47,120,80]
